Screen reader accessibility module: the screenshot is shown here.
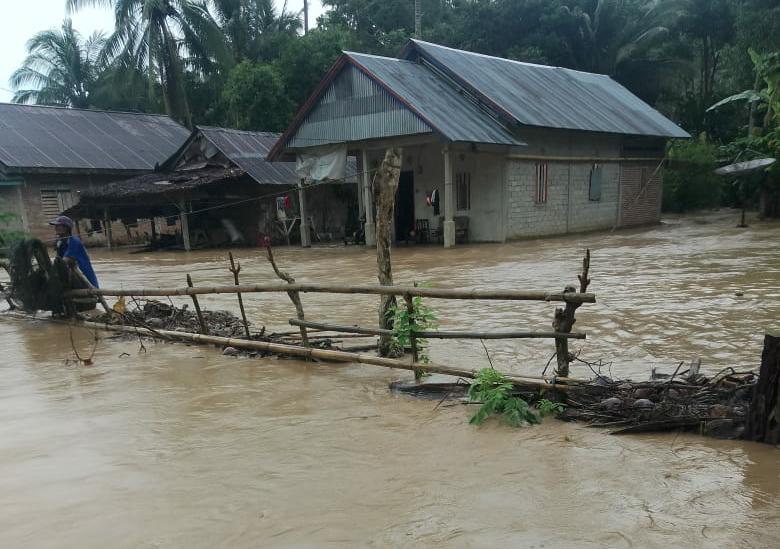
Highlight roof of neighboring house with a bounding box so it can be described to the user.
[0,103,189,173]
[402,40,690,139]
[194,127,302,184]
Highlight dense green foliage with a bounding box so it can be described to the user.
[663,138,722,212]
[387,292,437,368]
[468,368,540,427]
[8,1,780,212]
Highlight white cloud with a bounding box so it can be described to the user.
[0,0,326,104]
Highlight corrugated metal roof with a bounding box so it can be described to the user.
[0,103,190,172]
[198,127,301,185]
[405,40,689,139]
[346,53,525,146]
[199,126,357,184]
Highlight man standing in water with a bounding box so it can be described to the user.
[50,215,99,288]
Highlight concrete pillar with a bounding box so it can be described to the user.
[362,149,376,246]
[356,157,365,220]
[179,201,191,252]
[298,180,311,248]
[443,146,455,248]
[104,208,113,250]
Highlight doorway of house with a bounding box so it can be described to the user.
[395,171,415,242]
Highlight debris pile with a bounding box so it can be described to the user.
[559,365,757,439]
[92,299,336,351]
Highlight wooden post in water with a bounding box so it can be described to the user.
[104,208,113,250]
[179,201,192,252]
[552,249,591,377]
[227,252,251,339]
[375,148,402,356]
[745,333,780,444]
[186,274,209,335]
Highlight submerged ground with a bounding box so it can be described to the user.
[1,210,778,548]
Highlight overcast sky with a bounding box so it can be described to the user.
[0,0,326,103]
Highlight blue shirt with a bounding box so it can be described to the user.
[56,235,99,288]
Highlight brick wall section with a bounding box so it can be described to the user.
[506,160,621,238]
[619,163,663,227]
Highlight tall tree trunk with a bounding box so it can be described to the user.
[374,148,402,356]
[160,21,192,128]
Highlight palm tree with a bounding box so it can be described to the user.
[210,0,301,61]
[10,19,105,107]
[68,0,232,127]
[566,0,685,76]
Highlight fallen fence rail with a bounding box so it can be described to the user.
[65,283,595,303]
[288,318,587,340]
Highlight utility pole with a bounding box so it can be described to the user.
[304,0,309,35]
[414,0,422,39]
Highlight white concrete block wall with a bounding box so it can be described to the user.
[567,162,620,232]
[506,160,621,239]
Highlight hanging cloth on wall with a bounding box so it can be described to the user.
[296,146,348,181]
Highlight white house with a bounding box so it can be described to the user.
[269,39,689,247]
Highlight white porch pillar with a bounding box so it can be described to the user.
[298,179,311,248]
[362,149,376,246]
[443,146,455,248]
[179,201,191,251]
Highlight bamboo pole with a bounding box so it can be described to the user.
[65,284,596,303]
[288,318,586,340]
[227,252,250,339]
[186,274,209,335]
[59,319,579,392]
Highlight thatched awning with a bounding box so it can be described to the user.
[63,166,266,219]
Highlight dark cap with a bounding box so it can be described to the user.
[49,215,74,229]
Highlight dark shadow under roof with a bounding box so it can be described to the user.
[0,103,190,173]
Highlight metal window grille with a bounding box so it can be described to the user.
[534,162,548,203]
[456,172,471,210]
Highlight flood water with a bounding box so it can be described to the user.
[1,210,779,548]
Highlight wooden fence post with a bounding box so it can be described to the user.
[227,252,251,339]
[745,333,780,444]
[552,249,591,377]
[186,274,209,335]
[375,148,402,356]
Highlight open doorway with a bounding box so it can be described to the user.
[395,171,415,241]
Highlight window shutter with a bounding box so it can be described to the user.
[589,164,603,201]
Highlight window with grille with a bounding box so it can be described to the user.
[534,162,548,204]
[589,164,603,201]
[40,189,73,218]
[456,172,471,211]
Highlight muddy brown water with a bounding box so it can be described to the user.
[1,210,778,548]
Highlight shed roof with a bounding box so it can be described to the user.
[196,127,302,184]
[0,103,189,173]
[402,40,689,139]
